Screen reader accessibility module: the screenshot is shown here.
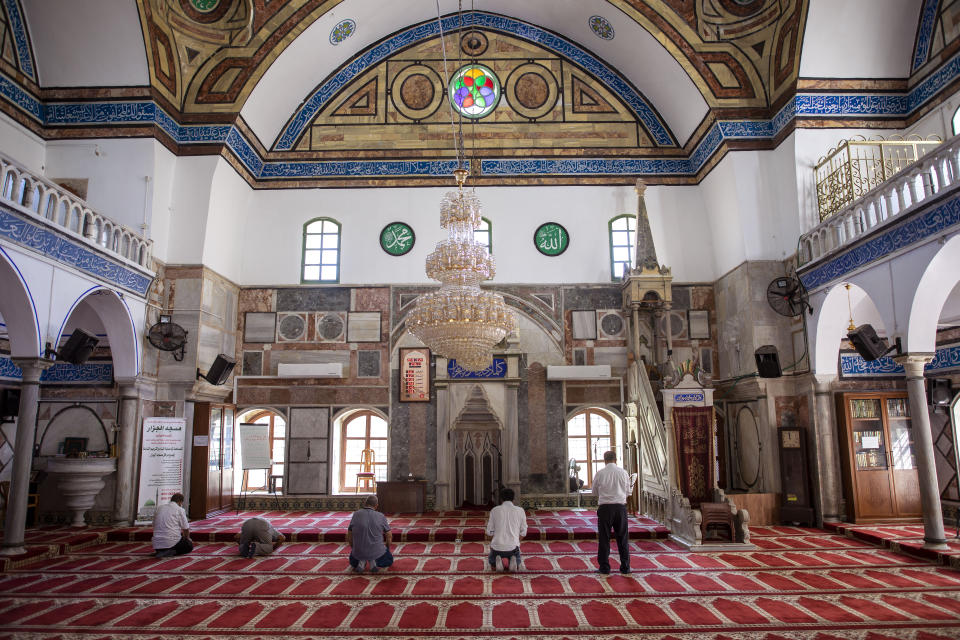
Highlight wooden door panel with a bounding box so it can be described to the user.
[854,471,895,519]
[892,469,922,517]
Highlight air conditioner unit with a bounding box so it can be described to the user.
[546,365,612,380]
[277,363,343,378]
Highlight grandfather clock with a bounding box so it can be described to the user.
[777,427,815,526]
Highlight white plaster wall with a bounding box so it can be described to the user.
[163,156,219,266]
[800,0,920,78]
[699,158,745,276]
[239,183,720,286]
[149,142,178,264]
[0,113,44,173]
[43,139,156,233]
[24,0,149,87]
[202,159,252,282]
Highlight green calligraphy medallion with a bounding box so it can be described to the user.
[380,222,416,256]
[534,222,569,256]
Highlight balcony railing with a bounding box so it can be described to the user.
[0,152,152,269]
[815,135,942,221]
[800,133,960,267]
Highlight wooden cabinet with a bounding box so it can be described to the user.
[189,403,235,520]
[377,480,427,513]
[836,392,921,522]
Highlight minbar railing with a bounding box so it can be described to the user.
[0,152,153,269]
[814,135,942,222]
[800,134,960,267]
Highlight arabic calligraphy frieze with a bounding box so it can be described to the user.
[840,343,960,377]
[3,0,35,81]
[913,0,943,72]
[799,194,960,291]
[0,357,113,383]
[260,159,462,179]
[273,11,673,150]
[448,358,506,379]
[0,205,153,296]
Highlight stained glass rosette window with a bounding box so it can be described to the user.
[449,64,500,119]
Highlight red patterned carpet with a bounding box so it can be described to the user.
[1,512,959,639]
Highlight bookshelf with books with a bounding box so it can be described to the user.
[836,392,921,523]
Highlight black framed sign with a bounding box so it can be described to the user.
[534,222,569,256]
[379,222,415,256]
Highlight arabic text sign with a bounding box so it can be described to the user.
[400,347,430,402]
[136,417,186,523]
[534,222,569,256]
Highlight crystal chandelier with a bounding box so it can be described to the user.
[408,168,515,371]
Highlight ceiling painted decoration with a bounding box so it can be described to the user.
[137,0,806,117]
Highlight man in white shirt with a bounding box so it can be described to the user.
[592,451,631,574]
[485,488,527,572]
[151,493,193,558]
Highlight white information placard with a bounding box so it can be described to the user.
[239,422,271,470]
[135,417,187,524]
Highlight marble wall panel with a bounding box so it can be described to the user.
[353,287,390,312]
[571,310,597,340]
[526,363,547,475]
[357,350,381,377]
[277,288,350,311]
[347,312,381,342]
[289,438,328,463]
[244,312,276,342]
[289,407,329,438]
[593,346,628,369]
[672,286,691,310]
[563,286,620,312]
[239,288,274,312]
[242,351,263,376]
[519,364,565,493]
[287,462,327,494]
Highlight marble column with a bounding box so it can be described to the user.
[896,354,947,549]
[1,359,49,556]
[811,374,842,523]
[434,383,451,511]
[113,379,142,525]
[504,382,520,497]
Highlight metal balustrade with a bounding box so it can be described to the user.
[0,152,153,269]
[800,134,960,266]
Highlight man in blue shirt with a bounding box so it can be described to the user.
[347,494,394,573]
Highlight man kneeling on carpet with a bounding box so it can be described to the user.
[152,493,193,558]
[234,516,286,558]
[347,495,394,573]
[485,487,527,572]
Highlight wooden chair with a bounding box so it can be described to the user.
[355,448,377,494]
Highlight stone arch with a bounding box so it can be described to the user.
[56,286,140,379]
[907,234,960,353]
[0,247,42,358]
[812,282,887,375]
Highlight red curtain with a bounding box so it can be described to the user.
[672,406,715,507]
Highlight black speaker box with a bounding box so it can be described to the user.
[755,345,782,378]
[58,328,99,364]
[1,388,20,417]
[847,324,888,361]
[929,378,953,406]
[200,354,236,385]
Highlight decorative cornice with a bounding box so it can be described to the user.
[1,357,112,383]
[839,344,959,378]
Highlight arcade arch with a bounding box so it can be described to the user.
[0,248,41,358]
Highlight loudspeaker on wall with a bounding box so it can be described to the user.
[847,324,888,361]
[58,328,99,365]
[755,345,782,378]
[198,354,236,385]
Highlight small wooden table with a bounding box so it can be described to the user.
[377,480,427,513]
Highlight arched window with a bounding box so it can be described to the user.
[609,215,636,280]
[238,409,286,494]
[953,105,960,136]
[474,216,492,253]
[339,410,388,492]
[302,217,341,283]
[567,409,616,488]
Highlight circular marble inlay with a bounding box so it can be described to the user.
[318,313,345,341]
[449,64,500,119]
[589,15,615,40]
[601,313,624,337]
[189,0,220,12]
[400,74,435,111]
[461,31,488,57]
[278,314,306,341]
[514,72,549,109]
[330,19,356,45]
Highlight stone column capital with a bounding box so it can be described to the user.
[808,373,837,395]
[115,377,144,397]
[10,358,53,382]
[893,353,934,379]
